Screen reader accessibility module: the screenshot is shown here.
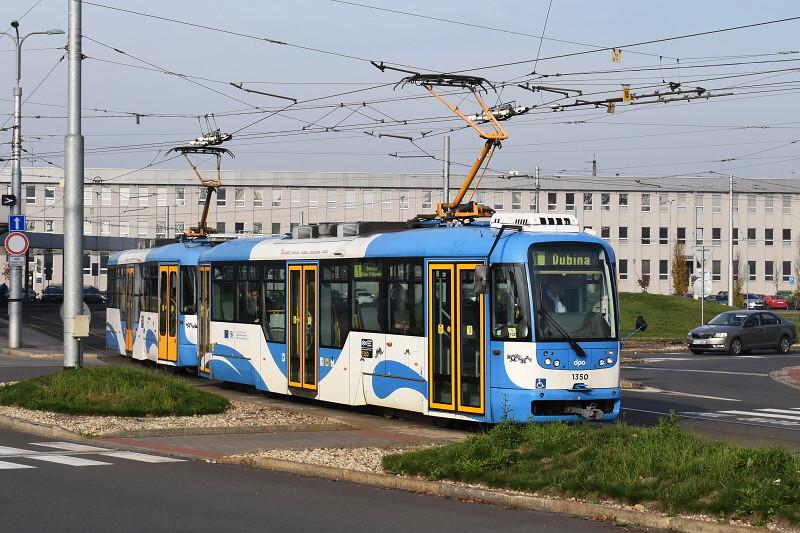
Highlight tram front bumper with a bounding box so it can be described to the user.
[490,387,621,423]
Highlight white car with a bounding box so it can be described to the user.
[355,289,375,304]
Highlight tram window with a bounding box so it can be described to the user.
[139,264,159,313]
[387,261,423,336]
[211,263,236,322]
[320,263,350,348]
[238,281,261,323]
[180,267,197,315]
[263,265,286,343]
[353,261,385,332]
[491,264,531,340]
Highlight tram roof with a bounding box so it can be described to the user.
[109,239,216,266]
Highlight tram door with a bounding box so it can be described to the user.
[124,266,135,353]
[288,264,318,391]
[158,265,179,362]
[198,265,211,371]
[428,263,485,414]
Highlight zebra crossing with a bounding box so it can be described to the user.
[0,441,185,470]
[682,406,800,428]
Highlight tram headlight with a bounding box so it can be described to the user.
[599,359,605,366]
[606,357,613,364]
[544,358,551,366]
[553,360,560,367]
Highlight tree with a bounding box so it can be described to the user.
[637,274,651,293]
[733,253,745,308]
[772,258,782,296]
[671,241,689,295]
[794,249,800,308]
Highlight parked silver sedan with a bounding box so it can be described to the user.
[687,310,797,355]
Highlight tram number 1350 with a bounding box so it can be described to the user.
[572,373,589,381]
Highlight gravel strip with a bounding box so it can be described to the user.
[0,400,332,437]
[234,446,430,474]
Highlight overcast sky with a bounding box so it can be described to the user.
[2,1,800,181]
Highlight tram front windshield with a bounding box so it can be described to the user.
[530,242,617,342]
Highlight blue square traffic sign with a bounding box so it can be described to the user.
[8,214,25,232]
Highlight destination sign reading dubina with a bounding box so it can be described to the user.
[533,251,596,267]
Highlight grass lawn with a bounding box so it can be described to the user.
[383,418,800,526]
[619,292,799,342]
[0,366,229,416]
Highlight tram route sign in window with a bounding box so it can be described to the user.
[532,250,598,268]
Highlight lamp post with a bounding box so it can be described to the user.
[93,176,102,289]
[2,21,64,349]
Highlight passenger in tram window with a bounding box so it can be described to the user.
[543,280,567,313]
[241,287,260,323]
[389,283,410,333]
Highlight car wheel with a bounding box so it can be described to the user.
[728,338,743,355]
[777,335,792,354]
[690,349,704,355]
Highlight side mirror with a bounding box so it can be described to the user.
[474,265,488,294]
[635,315,647,332]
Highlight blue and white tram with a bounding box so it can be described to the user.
[197,213,621,423]
[106,240,214,367]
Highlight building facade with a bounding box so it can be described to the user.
[2,167,799,297]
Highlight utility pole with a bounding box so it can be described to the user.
[63,0,84,368]
[535,165,541,212]
[93,176,101,289]
[443,136,450,204]
[728,174,734,306]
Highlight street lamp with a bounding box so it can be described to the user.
[2,21,64,349]
[92,176,102,290]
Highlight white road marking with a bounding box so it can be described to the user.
[0,460,35,469]
[622,366,769,377]
[758,408,800,416]
[28,455,112,467]
[31,442,109,452]
[98,451,185,463]
[0,446,37,455]
[720,410,800,422]
[624,407,800,431]
[623,386,742,402]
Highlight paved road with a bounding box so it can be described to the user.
[0,426,653,533]
[621,351,800,451]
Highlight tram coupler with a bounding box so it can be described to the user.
[565,403,604,420]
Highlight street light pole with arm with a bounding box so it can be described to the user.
[1,21,64,349]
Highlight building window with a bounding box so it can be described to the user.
[712,227,721,246]
[291,189,301,208]
[101,185,112,206]
[619,259,628,280]
[84,219,93,235]
[783,261,792,282]
[345,190,356,209]
[82,255,91,276]
[155,222,166,238]
[641,193,651,212]
[583,193,593,211]
[198,187,207,206]
[659,227,668,245]
[565,193,575,211]
[26,185,36,204]
[253,222,263,234]
[712,194,721,213]
[45,220,54,232]
[583,226,593,234]
[641,227,651,245]
[618,193,628,209]
[765,228,773,246]
[175,222,185,234]
[254,189,264,207]
[84,188,93,207]
[695,227,703,245]
[641,259,651,276]
[272,189,282,207]
[235,222,245,234]
[119,221,129,236]
[618,226,628,244]
[547,192,557,211]
[157,187,167,207]
[381,190,391,209]
[765,261,774,281]
[216,221,226,234]
[677,227,686,245]
[733,260,739,281]
[529,191,538,211]
[120,186,130,208]
[659,260,668,280]
[45,186,55,206]
[399,192,409,210]
[175,186,185,206]
[747,194,756,213]
[512,191,521,211]
[493,191,504,210]
[676,193,686,213]
[747,227,756,246]
[476,191,486,205]
[101,221,110,235]
[422,191,432,209]
[139,186,148,207]
[307,190,317,209]
[28,219,36,231]
[138,221,148,236]
[748,261,756,281]
[783,228,792,246]
[712,260,721,281]
[235,188,245,208]
[694,193,704,214]
[732,193,739,213]
[601,193,610,211]
[601,226,610,239]
[216,188,226,207]
[733,227,738,246]
[659,194,669,212]
[272,222,281,234]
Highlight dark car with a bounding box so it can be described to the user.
[687,310,796,355]
[40,285,64,303]
[83,286,105,304]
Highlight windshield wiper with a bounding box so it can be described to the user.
[537,308,586,357]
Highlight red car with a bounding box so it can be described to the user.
[764,295,789,310]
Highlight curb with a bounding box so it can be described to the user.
[0,413,83,440]
[769,366,800,392]
[222,455,762,533]
[0,349,100,360]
